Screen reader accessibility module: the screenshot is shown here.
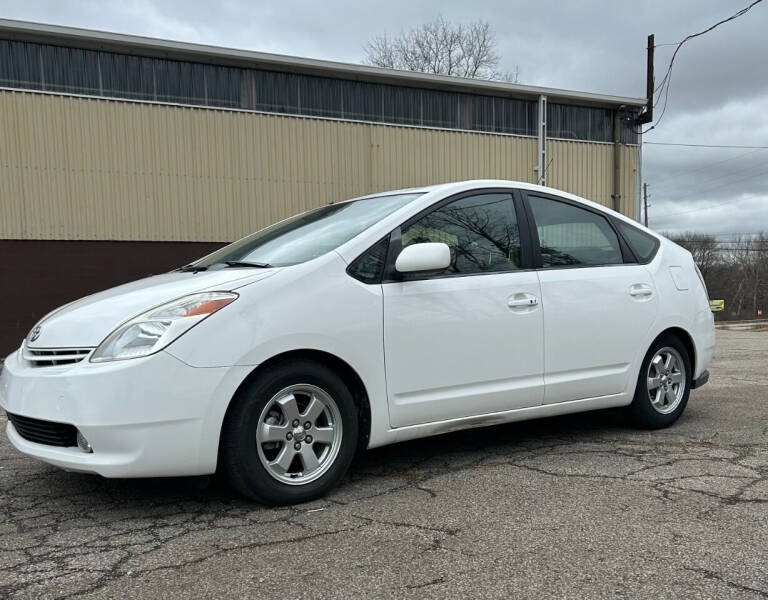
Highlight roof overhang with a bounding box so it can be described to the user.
[0,18,646,109]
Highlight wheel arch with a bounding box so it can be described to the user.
[219,349,372,462]
[653,326,696,376]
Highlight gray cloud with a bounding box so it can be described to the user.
[2,0,767,235]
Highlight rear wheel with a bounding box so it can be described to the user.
[221,360,358,505]
[628,335,691,429]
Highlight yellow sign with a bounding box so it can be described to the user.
[709,299,725,312]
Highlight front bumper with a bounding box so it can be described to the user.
[0,348,252,477]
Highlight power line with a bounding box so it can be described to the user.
[641,0,764,134]
[660,236,768,247]
[659,236,768,240]
[670,245,767,251]
[705,232,768,237]
[651,193,754,221]
[680,240,768,244]
[675,248,767,252]
[712,232,768,237]
[652,154,768,197]
[651,164,768,215]
[650,148,768,188]
[653,230,768,237]
[652,0,765,95]
[646,141,768,149]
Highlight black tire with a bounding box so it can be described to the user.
[627,334,692,429]
[221,359,358,505]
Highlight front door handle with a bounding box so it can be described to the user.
[629,283,653,298]
[508,294,539,309]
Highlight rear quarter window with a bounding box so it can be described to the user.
[615,221,659,263]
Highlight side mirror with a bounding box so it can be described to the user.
[395,242,451,273]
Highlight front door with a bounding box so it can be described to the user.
[383,191,545,428]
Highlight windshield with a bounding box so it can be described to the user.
[193,193,423,268]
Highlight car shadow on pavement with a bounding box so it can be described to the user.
[4,408,632,508]
[359,408,629,466]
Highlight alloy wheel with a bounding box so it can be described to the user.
[647,346,686,415]
[255,384,343,485]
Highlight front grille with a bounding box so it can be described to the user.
[6,412,78,447]
[22,347,92,367]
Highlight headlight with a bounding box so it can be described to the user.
[91,292,238,363]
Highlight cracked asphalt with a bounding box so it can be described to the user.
[1,329,767,599]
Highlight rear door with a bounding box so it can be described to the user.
[523,192,658,405]
[382,190,545,428]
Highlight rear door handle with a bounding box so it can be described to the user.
[508,293,539,308]
[629,283,653,298]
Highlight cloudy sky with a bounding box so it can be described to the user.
[2,0,767,236]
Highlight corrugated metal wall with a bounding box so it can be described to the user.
[546,140,638,217]
[0,90,638,242]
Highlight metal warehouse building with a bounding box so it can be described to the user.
[0,19,645,353]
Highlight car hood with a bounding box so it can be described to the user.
[25,268,279,349]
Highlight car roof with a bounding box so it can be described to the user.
[412,179,655,234]
[353,179,624,217]
[352,179,606,209]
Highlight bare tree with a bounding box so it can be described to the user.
[364,16,519,82]
[665,232,720,280]
[667,231,768,321]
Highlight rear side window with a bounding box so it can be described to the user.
[615,221,659,263]
[527,195,623,267]
[401,193,521,274]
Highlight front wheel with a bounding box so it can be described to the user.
[627,335,692,429]
[221,360,358,505]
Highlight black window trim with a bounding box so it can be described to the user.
[520,190,638,270]
[345,187,656,284]
[381,188,536,283]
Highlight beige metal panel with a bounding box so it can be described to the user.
[547,139,612,207]
[546,139,638,217]
[619,144,640,219]
[369,125,537,192]
[4,90,619,242]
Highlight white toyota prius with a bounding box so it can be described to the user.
[1,180,714,504]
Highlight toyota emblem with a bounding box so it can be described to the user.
[29,325,42,342]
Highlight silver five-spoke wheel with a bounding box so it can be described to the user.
[256,384,342,485]
[647,346,686,414]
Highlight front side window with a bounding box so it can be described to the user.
[527,195,623,267]
[400,193,521,275]
[194,193,421,268]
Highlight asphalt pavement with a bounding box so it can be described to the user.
[1,329,767,599]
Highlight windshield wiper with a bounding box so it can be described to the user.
[223,260,273,268]
[177,264,208,273]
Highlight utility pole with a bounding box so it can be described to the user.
[643,182,649,227]
[638,34,655,125]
